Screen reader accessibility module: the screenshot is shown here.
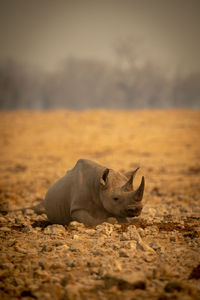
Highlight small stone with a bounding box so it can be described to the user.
[114,224,121,229]
[56,245,69,253]
[0,226,11,232]
[41,244,55,252]
[119,249,129,257]
[92,237,105,247]
[26,209,35,215]
[7,239,16,247]
[15,246,27,254]
[170,236,177,242]
[103,272,146,290]
[143,253,155,262]
[164,281,184,293]
[120,232,129,241]
[96,222,113,236]
[69,221,85,229]
[63,283,82,300]
[137,228,145,237]
[92,248,104,256]
[0,269,9,279]
[109,259,122,272]
[60,274,74,286]
[7,217,15,224]
[70,241,84,252]
[0,217,7,223]
[50,240,63,247]
[137,240,156,253]
[111,242,120,250]
[50,262,66,269]
[147,208,156,217]
[106,217,118,224]
[85,229,96,235]
[149,240,162,251]
[72,234,80,240]
[121,241,137,250]
[43,224,66,235]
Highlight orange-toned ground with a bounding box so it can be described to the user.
[0,110,200,299]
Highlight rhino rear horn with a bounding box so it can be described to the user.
[100,168,109,187]
[122,167,139,191]
[131,176,145,201]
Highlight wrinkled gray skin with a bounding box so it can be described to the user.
[43,159,145,226]
[6,159,145,226]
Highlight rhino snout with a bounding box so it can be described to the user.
[125,204,143,217]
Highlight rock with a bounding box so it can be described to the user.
[26,209,35,215]
[120,232,129,241]
[51,240,65,246]
[0,269,9,280]
[170,236,177,242]
[0,226,11,232]
[137,240,156,253]
[119,249,129,257]
[106,217,118,224]
[103,272,146,290]
[111,242,120,250]
[14,246,27,254]
[145,226,159,235]
[120,241,137,250]
[41,244,55,252]
[0,217,7,223]
[60,274,74,286]
[43,224,66,235]
[72,234,80,240]
[63,283,82,300]
[92,237,105,247]
[108,259,122,272]
[56,245,70,253]
[149,240,162,251]
[164,281,184,293]
[92,248,104,256]
[50,262,66,269]
[137,228,145,237]
[84,229,96,235]
[68,221,85,229]
[96,222,114,236]
[14,215,25,224]
[7,239,16,247]
[70,241,84,252]
[142,253,156,262]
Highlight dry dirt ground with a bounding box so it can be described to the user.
[0,110,200,300]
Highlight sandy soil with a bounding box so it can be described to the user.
[0,110,200,299]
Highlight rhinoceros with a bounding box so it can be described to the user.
[6,159,145,226]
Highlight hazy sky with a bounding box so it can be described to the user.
[0,0,200,73]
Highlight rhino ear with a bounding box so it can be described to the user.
[100,168,109,188]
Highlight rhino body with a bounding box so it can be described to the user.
[43,159,145,226]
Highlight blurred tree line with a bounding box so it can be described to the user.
[0,41,200,109]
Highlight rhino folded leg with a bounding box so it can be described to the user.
[71,209,105,226]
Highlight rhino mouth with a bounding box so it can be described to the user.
[125,207,142,217]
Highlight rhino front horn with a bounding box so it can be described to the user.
[121,167,139,191]
[131,176,145,202]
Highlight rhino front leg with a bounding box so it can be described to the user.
[71,209,104,226]
[116,216,129,224]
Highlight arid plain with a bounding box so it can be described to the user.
[0,110,200,299]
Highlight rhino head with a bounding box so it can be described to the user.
[99,167,144,218]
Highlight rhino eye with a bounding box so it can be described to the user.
[113,197,119,201]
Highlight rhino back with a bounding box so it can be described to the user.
[69,159,105,211]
